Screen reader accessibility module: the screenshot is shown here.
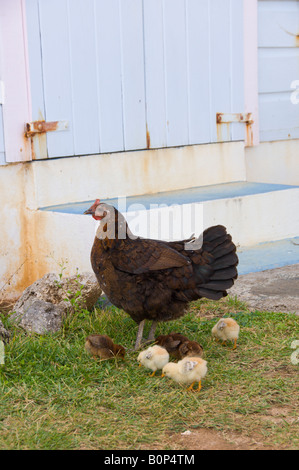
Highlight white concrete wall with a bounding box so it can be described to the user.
[0,163,36,301]
[245,139,299,185]
[32,141,246,208]
[203,188,299,246]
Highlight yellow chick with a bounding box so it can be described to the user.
[137,345,169,377]
[162,357,208,392]
[211,317,240,349]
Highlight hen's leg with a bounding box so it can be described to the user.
[134,320,146,350]
[147,321,158,341]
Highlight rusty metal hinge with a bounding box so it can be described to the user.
[25,120,69,138]
[216,113,253,125]
[216,113,254,146]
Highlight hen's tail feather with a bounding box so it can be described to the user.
[211,240,236,258]
[202,234,230,252]
[195,225,238,299]
[196,287,226,301]
[200,279,234,291]
[210,266,238,281]
[202,225,227,242]
[211,252,238,270]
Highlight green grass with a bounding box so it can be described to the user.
[0,297,298,450]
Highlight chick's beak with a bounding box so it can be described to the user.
[161,373,165,377]
[84,208,94,215]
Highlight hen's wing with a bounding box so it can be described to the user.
[110,237,191,274]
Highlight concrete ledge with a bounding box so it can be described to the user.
[32,141,246,208]
[40,181,298,213]
[203,186,299,246]
[237,237,299,275]
[33,182,299,281]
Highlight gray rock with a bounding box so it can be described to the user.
[0,319,10,344]
[58,272,102,311]
[11,299,64,334]
[13,272,101,313]
[11,272,102,334]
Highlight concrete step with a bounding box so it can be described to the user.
[41,180,299,247]
[34,180,299,278]
[237,236,299,275]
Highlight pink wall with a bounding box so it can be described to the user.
[243,0,259,146]
[0,0,32,162]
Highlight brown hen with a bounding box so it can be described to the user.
[84,200,238,349]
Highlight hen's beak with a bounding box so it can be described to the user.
[84,208,93,215]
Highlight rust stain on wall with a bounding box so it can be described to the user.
[146,124,151,149]
[246,123,254,147]
[21,132,32,162]
[216,122,222,142]
[216,114,223,142]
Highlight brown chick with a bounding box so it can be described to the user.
[155,333,190,359]
[178,340,204,359]
[85,334,126,360]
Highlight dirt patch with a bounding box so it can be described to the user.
[168,405,298,450]
[250,406,298,426]
[139,405,297,450]
[229,264,299,314]
[168,428,274,450]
